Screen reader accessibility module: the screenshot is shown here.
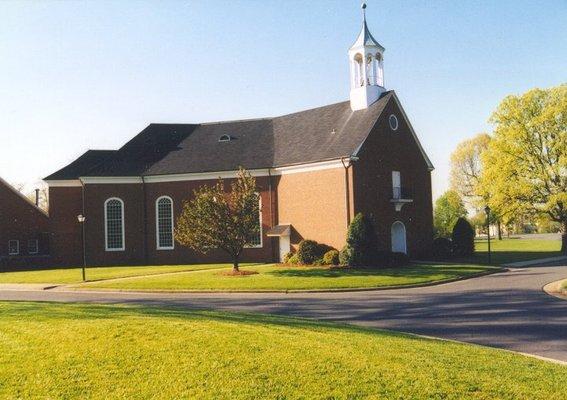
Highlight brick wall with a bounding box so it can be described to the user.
[0,180,50,268]
[352,99,433,258]
[274,167,350,251]
[48,186,83,266]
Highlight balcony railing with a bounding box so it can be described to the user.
[392,187,412,200]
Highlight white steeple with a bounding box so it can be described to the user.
[348,3,386,111]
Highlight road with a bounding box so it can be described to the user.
[1,262,566,362]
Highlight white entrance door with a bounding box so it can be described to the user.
[391,221,407,254]
[279,235,291,262]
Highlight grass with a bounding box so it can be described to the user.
[78,263,496,291]
[0,302,564,399]
[472,238,562,265]
[0,263,257,284]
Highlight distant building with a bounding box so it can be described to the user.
[0,177,50,269]
[44,4,434,266]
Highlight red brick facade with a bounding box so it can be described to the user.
[0,178,50,269]
[47,97,433,267]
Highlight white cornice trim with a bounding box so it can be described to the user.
[44,179,82,187]
[143,159,346,183]
[43,160,348,186]
[80,177,143,184]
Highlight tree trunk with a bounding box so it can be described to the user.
[561,220,567,255]
[233,257,240,273]
[497,220,502,240]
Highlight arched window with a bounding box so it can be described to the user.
[353,53,364,87]
[156,196,174,250]
[246,193,262,248]
[391,221,407,254]
[366,54,375,85]
[105,198,125,251]
[375,52,384,86]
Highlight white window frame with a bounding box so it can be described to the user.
[156,196,175,250]
[389,114,399,131]
[392,171,401,199]
[8,240,19,256]
[104,197,125,252]
[28,239,39,255]
[245,193,263,248]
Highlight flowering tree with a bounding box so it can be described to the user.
[175,168,261,271]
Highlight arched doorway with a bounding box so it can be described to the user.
[391,221,407,254]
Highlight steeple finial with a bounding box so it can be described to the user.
[361,2,367,22]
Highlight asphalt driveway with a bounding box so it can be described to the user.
[1,262,566,362]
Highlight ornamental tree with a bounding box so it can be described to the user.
[175,168,260,272]
[479,85,567,253]
[433,190,467,237]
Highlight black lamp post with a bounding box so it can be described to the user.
[484,205,491,264]
[77,214,87,281]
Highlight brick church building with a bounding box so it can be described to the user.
[44,5,434,267]
[0,177,50,269]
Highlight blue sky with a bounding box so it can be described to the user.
[1,0,565,199]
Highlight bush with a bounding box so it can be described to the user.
[297,240,334,265]
[432,237,453,260]
[452,218,475,257]
[283,251,294,264]
[339,246,352,266]
[322,250,340,265]
[297,240,319,264]
[341,213,379,266]
[287,254,299,265]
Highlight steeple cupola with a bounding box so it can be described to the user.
[349,3,385,111]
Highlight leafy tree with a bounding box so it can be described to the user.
[479,85,567,253]
[450,133,491,201]
[450,133,511,239]
[433,190,467,237]
[341,213,378,266]
[452,218,475,257]
[175,168,260,272]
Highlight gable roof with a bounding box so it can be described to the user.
[0,177,49,218]
[45,91,433,180]
[44,150,116,180]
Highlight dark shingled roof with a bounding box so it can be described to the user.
[44,150,116,180]
[45,92,403,179]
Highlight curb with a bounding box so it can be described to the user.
[543,279,567,301]
[503,256,567,268]
[65,267,506,295]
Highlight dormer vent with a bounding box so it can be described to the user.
[218,134,232,142]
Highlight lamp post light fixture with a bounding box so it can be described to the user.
[77,214,87,281]
[484,205,491,264]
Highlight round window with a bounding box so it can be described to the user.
[389,114,399,131]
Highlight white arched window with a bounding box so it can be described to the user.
[246,193,262,248]
[105,198,125,251]
[156,196,174,250]
[391,221,407,254]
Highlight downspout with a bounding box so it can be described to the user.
[268,168,275,261]
[141,176,148,265]
[341,158,352,228]
[341,156,359,228]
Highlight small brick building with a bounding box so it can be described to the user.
[0,177,50,269]
[44,11,434,267]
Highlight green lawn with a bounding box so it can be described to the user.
[0,302,563,399]
[0,263,256,284]
[78,263,496,291]
[472,238,562,265]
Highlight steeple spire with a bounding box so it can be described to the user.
[348,2,386,111]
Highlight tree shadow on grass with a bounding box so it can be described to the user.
[266,265,487,279]
[0,301,405,339]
